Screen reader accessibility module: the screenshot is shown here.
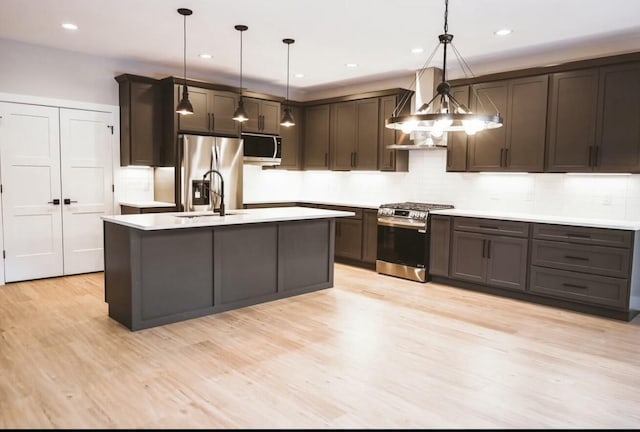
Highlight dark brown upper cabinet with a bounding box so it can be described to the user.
[277,105,304,170]
[467,75,547,172]
[242,97,281,135]
[446,86,470,172]
[594,62,640,173]
[546,69,600,172]
[378,95,409,172]
[467,81,508,171]
[116,74,167,166]
[304,104,331,169]
[175,85,239,136]
[330,98,379,170]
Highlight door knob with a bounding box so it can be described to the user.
[47,199,61,205]
[63,198,78,205]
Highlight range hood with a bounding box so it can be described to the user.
[387,68,447,150]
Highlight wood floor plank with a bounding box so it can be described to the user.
[1,265,639,428]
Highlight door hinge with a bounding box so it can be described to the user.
[112,184,115,193]
[2,250,5,259]
[107,125,114,135]
[0,184,3,193]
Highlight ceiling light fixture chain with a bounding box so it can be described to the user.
[385,0,503,137]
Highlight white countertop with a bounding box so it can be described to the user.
[431,208,640,231]
[119,201,176,208]
[102,206,355,231]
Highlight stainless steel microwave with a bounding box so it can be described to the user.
[242,133,282,166]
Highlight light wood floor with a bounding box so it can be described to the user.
[1,264,639,429]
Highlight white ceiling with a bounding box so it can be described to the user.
[1,0,640,94]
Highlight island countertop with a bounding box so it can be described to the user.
[102,206,355,230]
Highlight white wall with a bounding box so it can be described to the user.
[244,150,640,221]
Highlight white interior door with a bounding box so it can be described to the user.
[0,102,64,282]
[59,108,113,275]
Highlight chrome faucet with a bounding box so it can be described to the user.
[202,169,225,216]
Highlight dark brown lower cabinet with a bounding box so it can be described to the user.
[433,216,640,321]
[361,210,378,264]
[335,219,363,261]
[429,215,451,277]
[450,230,528,291]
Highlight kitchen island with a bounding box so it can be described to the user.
[102,207,354,331]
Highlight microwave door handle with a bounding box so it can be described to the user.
[273,136,278,158]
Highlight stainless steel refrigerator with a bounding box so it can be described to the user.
[180,135,243,213]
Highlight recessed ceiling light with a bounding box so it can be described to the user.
[294,73,305,78]
[199,53,213,59]
[61,23,78,31]
[346,63,358,68]
[494,28,512,36]
[411,47,424,54]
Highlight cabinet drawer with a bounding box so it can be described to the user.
[531,240,630,278]
[532,224,632,248]
[529,266,628,309]
[453,217,529,237]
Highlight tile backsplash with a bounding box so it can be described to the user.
[243,150,640,221]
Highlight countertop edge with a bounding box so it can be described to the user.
[102,207,355,231]
[430,209,640,231]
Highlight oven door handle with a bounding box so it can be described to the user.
[377,218,426,231]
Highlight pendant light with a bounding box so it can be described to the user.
[385,0,503,136]
[280,38,295,127]
[176,8,194,115]
[232,25,249,122]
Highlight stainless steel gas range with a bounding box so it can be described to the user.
[376,202,454,282]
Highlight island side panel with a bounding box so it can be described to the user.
[134,228,214,330]
[278,219,334,293]
[104,221,133,329]
[213,223,279,310]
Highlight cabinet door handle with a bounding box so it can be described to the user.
[504,148,509,167]
[500,148,504,167]
[207,113,211,130]
[211,113,215,131]
[47,199,61,205]
[389,152,393,167]
[479,225,499,230]
[588,146,594,167]
[482,239,486,258]
[593,146,599,167]
[562,282,588,289]
[324,152,328,167]
[353,152,357,167]
[564,255,589,261]
[487,239,491,259]
[63,198,78,205]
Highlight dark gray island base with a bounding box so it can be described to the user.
[104,218,336,331]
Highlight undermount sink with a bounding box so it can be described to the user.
[174,212,236,218]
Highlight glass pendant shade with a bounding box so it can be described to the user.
[280,38,296,127]
[385,0,503,136]
[176,8,193,116]
[232,100,249,122]
[280,107,295,127]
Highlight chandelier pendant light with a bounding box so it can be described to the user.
[232,25,249,123]
[385,0,503,136]
[176,8,194,115]
[280,38,296,127]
